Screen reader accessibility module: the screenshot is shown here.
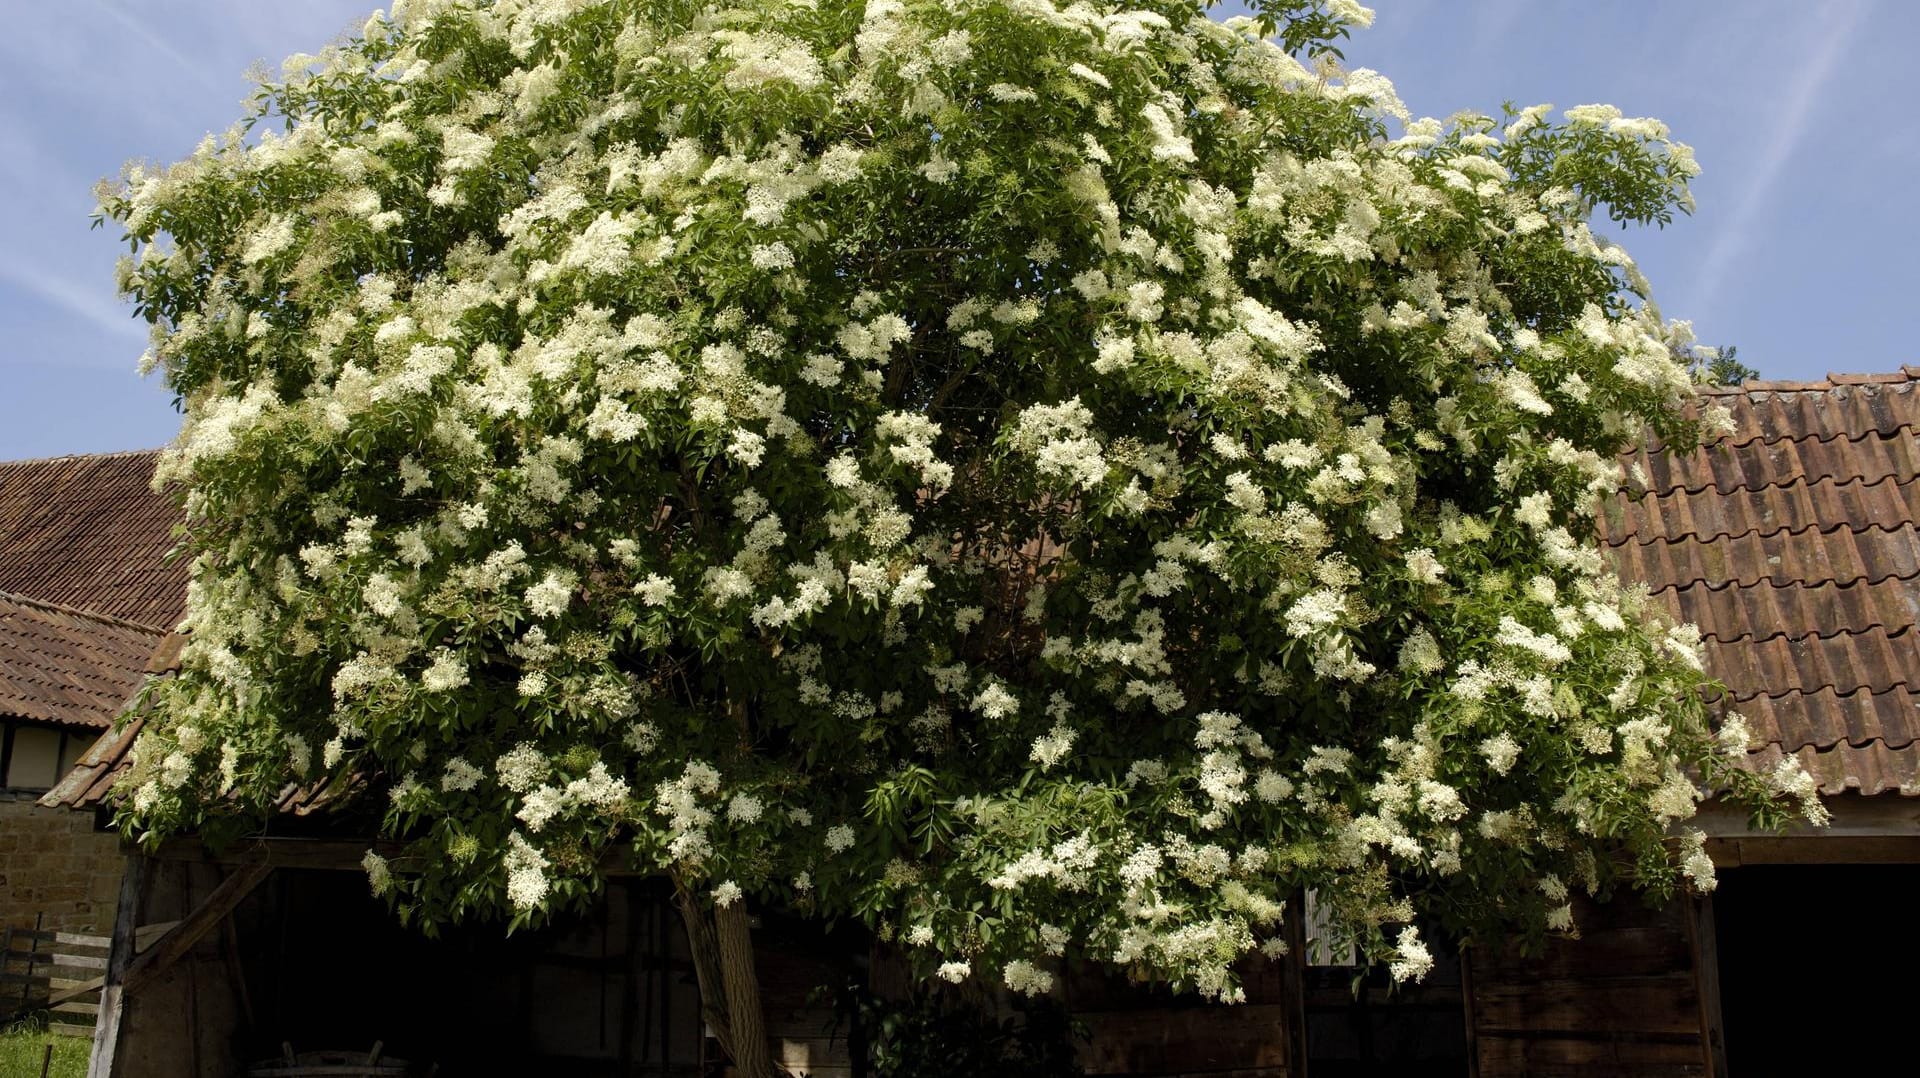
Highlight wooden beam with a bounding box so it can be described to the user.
[152,836,404,871]
[1687,896,1728,1078]
[1460,943,1481,1078]
[47,975,104,1008]
[122,863,271,992]
[1708,834,1920,866]
[1280,894,1308,1078]
[88,852,145,1078]
[1693,793,1920,840]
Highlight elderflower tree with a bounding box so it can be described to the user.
[105,0,1815,1007]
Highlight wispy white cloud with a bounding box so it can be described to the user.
[0,260,147,350]
[1687,1,1871,321]
[89,0,224,94]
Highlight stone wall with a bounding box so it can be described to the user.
[0,796,124,935]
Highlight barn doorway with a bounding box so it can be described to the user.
[1300,896,1469,1077]
[1714,864,1920,1077]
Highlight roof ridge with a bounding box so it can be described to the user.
[0,588,171,637]
[0,448,165,469]
[1697,367,1920,396]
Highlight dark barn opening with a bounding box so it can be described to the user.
[235,870,709,1075]
[1715,864,1920,1077]
[1300,906,1468,1078]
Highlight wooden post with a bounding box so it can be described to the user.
[618,885,637,1072]
[1281,894,1309,1078]
[88,852,145,1078]
[1688,895,1729,1078]
[1458,943,1480,1078]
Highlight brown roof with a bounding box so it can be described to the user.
[42,633,361,814]
[0,451,188,630]
[1603,367,1920,796]
[40,710,148,808]
[0,590,165,730]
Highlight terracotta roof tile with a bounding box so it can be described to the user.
[1665,373,1920,448]
[1600,474,1920,546]
[39,637,180,810]
[1608,368,1920,796]
[0,590,165,730]
[1703,627,1915,701]
[40,712,146,809]
[1647,576,1920,644]
[1607,523,1920,590]
[1624,429,1920,496]
[1731,686,1918,754]
[0,451,188,629]
[1744,739,1920,798]
[41,649,363,816]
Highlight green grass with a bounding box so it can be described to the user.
[0,1020,87,1078]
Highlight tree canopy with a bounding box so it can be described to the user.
[102,0,1817,1004]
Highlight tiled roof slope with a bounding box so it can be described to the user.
[1601,367,1920,797]
[43,634,362,814]
[0,450,187,630]
[42,635,174,808]
[0,590,164,730]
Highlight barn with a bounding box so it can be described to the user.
[12,368,1920,1076]
[0,451,186,940]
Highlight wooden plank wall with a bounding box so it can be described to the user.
[101,857,248,1078]
[1467,896,1714,1078]
[754,917,856,1078]
[1066,956,1300,1078]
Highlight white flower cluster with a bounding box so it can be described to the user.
[111,0,1818,1003]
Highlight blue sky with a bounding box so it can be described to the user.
[0,1,1911,459]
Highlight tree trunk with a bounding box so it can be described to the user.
[674,877,736,1053]
[670,692,774,1077]
[674,875,775,1078]
[717,899,773,1078]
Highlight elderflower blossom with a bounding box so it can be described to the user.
[362,850,392,896]
[1388,926,1433,983]
[1479,733,1521,776]
[504,832,550,910]
[110,0,1804,1005]
[1029,723,1077,770]
[1003,959,1055,996]
[496,743,548,793]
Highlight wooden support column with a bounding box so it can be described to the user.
[1688,896,1729,1078]
[87,852,145,1078]
[1281,894,1309,1078]
[1459,943,1481,1078]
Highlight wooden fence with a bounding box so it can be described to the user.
[2,917,110,1032]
